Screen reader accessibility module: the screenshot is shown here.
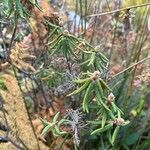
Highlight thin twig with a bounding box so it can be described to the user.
[87,3,150,17]
[110,55,150,79]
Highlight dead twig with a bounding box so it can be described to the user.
[109,55,150,80]
[88,3,150,17]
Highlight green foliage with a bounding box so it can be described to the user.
[125,132,140,146]
[35,68,64,87]
[40,112,69,137]
[0,0,40,19]
[0,0,149,149]
[0,79,7,90]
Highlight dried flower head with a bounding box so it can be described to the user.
[94,45,100,52]
[63,30,69,36]
[113,118,125,126]
[107,93,115,103]
[90,71,101,80]
[59,21,63,26]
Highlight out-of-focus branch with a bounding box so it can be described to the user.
[88,3,150,17]
[110,55,150,80]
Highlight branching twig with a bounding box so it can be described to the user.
[110,55,150,80]
[88,3,150,17]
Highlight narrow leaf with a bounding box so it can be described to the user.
[83,82,94,113]
[111,126,120,145]
[91,124,113,135]
[53,112,60,123]
[67,80,91,96]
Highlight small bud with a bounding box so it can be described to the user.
[92,97,96,102]
[63,30,69,36]
[107,93,115,103]
[94,45,100,52]
[59,21,63,26]
[81,41,86,46]
[90,71,101,80]
[113,118,125,126]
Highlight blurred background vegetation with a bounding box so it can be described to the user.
[0,0,150,149]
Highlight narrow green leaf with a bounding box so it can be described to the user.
[0,79,7,90]
[80,59,91,66]
[40,118,51,126]
[111,126,120,145]
[96,80,104,98]
[66,38,77,58]
[16,0,25,18]
[98,52,108,62]
[101,112,107,128]
[51,42,62,55]
[108,111,115,119]
[95,86,111,111]
[7,0,14,17]
[74,78,91,84]
[52,128,61,137]
[83,82,94,113]
[55,125,67,135]
[58,119,71,128]
[87,120,101,125]
[53,112,60,123]
[87,52,96,66]
[100,79,112,92]
[67,80,91,96]
[107,130,112,144]
[91,124,113,135]
[95,59,103,72]
[112,102,117,112]
[41,124,52,136]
